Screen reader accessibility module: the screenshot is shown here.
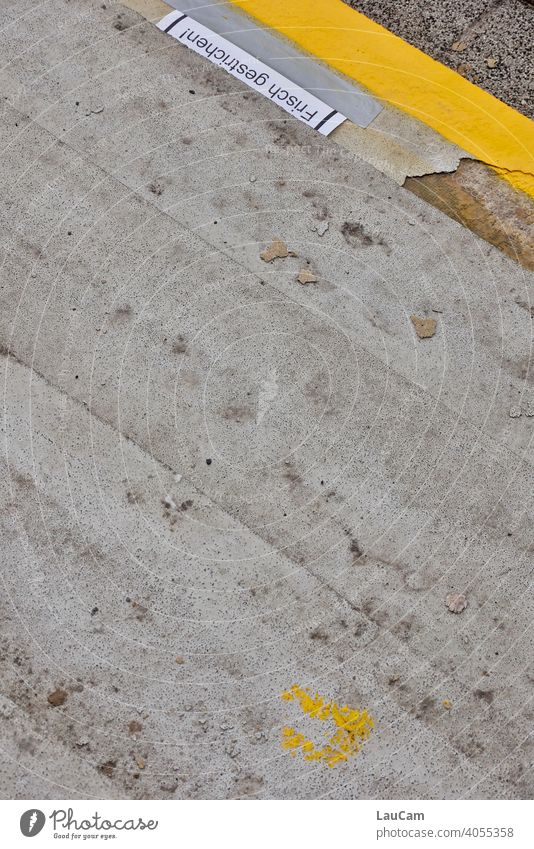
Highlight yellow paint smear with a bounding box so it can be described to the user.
[281,684,374,767]
[229,0,534,199]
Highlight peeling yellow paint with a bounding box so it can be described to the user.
[281,684,374,767]
[229,0,534,199]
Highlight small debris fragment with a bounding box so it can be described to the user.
[163,494,176,509]
[160,781,179,793]
[456,63,472,76]
[446,592,468,614]
[311,220,329,236]
[249,176,256,183]
[128,720,143,736]
[410,315,437,339]
[509,405,522,418]
[175,655,185,664]
[134,753,145,770]
[260,239,289,262]
[131,600,148,620]
[442,699,452,710]
[174,473,182,483]
[47,688,68,707]
[451,40,468,52]
[225,742,240,758]
[0,696,15,719]
[485,57,500,68]
[297,269,318,285]
[206,458,212,465]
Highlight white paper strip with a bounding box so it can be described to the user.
[157,11,347,136]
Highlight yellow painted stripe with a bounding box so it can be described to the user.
[229,0,534,198]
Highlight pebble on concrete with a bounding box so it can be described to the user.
[411,315,437,338]
[47,688,68,707]
[310,221,329,236]
[260,240,290,262]
[297,269,318,285]
[445,593,468,614]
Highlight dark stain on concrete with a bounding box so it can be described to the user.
[220,405,254,423]
[100,759,117,778]
[13,472,36,490]
[113,305,133,321]
[309,627,329,642]
[172,337,188,354]
[414,695,437,719]
[283,465,302,486]
[342,221,391,254]
[350,538,363,560]
[474,688,494,704]
[342,221,374,247]
[268,121,301,149]
[392,615,416,643]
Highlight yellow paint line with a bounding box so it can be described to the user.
[281,685,374,767]
[229,0,534,198]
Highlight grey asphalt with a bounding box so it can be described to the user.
[346,0,534,119]
[0,0,533,799]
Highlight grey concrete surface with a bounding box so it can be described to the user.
[0,0,533,799]
[346,0,534,119]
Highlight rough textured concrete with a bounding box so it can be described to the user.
[0,0,533,800]
[346,0,534,120]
